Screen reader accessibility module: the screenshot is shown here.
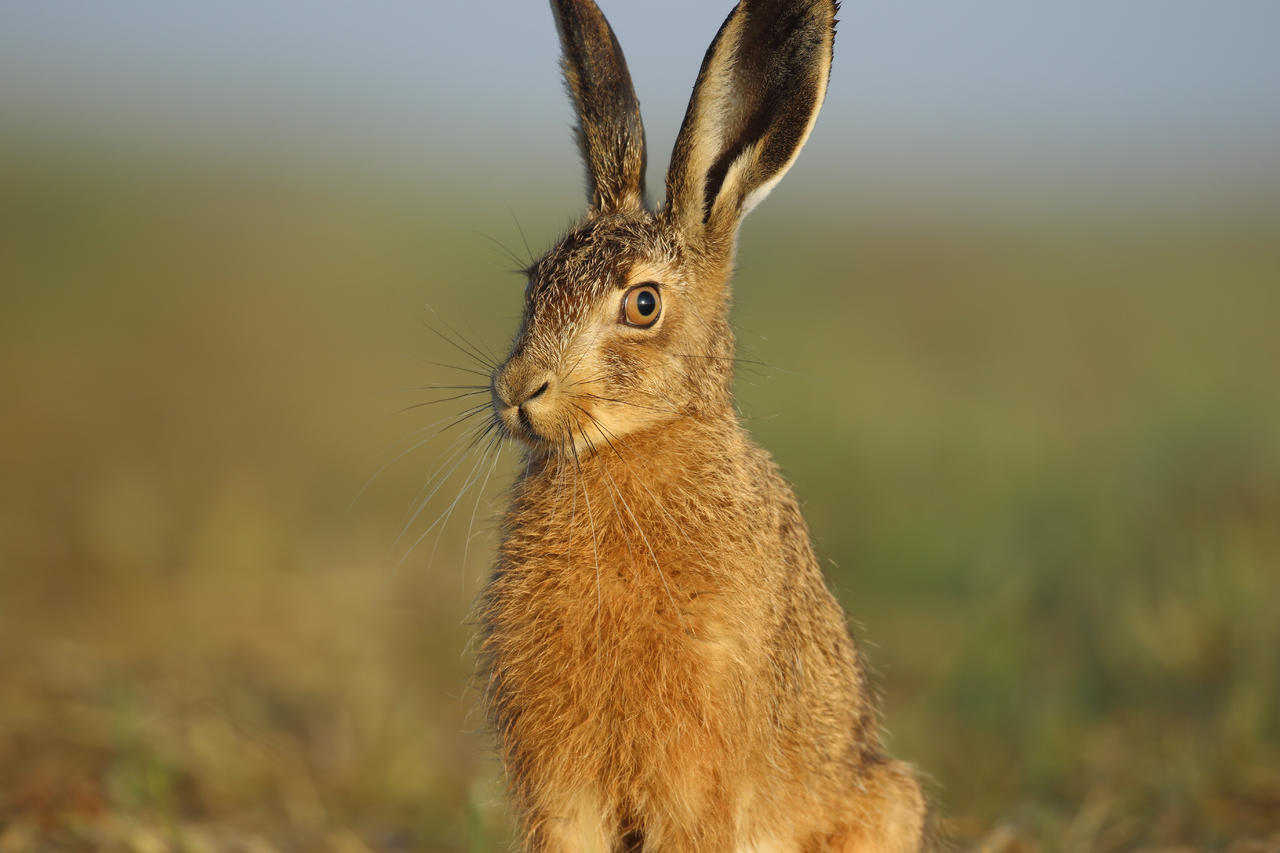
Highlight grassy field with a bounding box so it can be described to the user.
[1,146,1278,851]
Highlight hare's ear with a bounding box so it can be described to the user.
[665,0,835,239]
[551,0,648,214]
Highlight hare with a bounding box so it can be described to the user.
[476,0,926,850]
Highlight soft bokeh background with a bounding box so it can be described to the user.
[2,2,1278,851]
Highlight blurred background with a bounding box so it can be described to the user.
[2,1,1278,850]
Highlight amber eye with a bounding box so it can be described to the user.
[621,284,662,328]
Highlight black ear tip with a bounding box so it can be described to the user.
[746,0,839,36]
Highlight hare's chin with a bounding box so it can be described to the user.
[495,406,557,451]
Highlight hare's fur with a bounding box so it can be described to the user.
[476,1,926,850]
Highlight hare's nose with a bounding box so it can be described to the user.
[495,369,556,410]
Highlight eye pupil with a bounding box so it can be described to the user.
[636,290,656,316]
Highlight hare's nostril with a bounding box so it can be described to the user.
[524,381,550,405]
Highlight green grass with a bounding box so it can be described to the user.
[1,146,1278,851]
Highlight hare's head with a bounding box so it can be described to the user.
[493,0,836,455]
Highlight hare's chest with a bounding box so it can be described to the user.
[483,541,748,723]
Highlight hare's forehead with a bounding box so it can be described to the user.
[529,226,666,308]
[531,254,626,303]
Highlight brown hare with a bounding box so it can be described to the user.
[477,0,926,849]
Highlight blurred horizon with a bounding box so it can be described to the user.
[3,0,1280,208]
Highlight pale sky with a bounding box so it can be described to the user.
[2,1,1278,193]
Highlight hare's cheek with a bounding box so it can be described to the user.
[605,327,670,370]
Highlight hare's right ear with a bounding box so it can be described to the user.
[551,0,648,214]
[665,0,836,242]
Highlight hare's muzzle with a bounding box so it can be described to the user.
[493,363,559,445]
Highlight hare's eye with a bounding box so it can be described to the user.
[621,284,662,328]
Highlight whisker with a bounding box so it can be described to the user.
[473,227,533,275]
[396,389,492,413]
[399,383,490,393]
[676,295,781,377]
[422,320,496,372]
[565,425,579,574]
[432,402,497,435]
[457,313,502,368]
[572,404,627,466]
[421,360,493,380]
[508,208,537,270]
[563,323,610,382]
[424,438,500,569]
[570,407,698,586]
[399,436,502,570]
[585,413,697,552]
[672,352,767,368]
[578,425,637,570]
[558,427,603,667]
[592,439,686,628]
[569,425,604,662]
[461,436,506,577]
[427,307,500,372]
[570,392,679,417]
[540,420,573,531]
[560,373,679,409]
[465,415,503,454]
[397,412,497,536]
[395,429,486,547]
[419,306,499,372]
[350,408,491,512]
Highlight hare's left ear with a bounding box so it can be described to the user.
[551,0,648,214]
[665,0,836,240]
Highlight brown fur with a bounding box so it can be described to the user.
[474,2,926,850]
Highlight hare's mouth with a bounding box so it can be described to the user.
[494,398,617,459]
[512,409,558,450]
[517,406,538,438]
[493,396,562,452]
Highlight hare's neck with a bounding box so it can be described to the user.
[506,417,758,574]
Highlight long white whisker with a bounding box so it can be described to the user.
[582,409,696,551]
[568,425,605,666]
[577,426,636,571]
[423,439,503,570]
[396,436,497,570]
[461,437,505,584]
[394,429,484,546]
[591,433,685,628]
[540,419,573,531]
[349,408,488,512]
